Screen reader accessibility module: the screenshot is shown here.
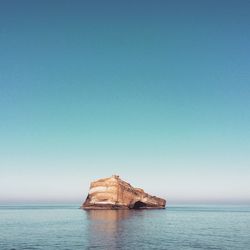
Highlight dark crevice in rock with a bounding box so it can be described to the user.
[132,201,147,209]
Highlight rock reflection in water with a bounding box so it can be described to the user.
[85,210,139,249]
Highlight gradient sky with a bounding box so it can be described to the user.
[0,0,250,204]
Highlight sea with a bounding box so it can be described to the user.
[0,204,249,250]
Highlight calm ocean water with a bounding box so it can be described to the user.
[0,204,249,250]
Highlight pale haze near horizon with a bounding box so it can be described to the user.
[0,0,250,205]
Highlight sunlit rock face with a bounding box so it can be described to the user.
[82,175,166,209]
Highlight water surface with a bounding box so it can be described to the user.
[0,204,249,249]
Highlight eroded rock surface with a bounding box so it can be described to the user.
[82,175,166,209]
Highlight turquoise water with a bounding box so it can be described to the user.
[0,205,250,249]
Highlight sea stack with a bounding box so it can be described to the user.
[81,175,166,209]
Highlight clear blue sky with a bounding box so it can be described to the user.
[0,0,250,204]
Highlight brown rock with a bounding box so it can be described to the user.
[81,175,166,209]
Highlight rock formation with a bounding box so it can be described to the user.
[81,175,166,209]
